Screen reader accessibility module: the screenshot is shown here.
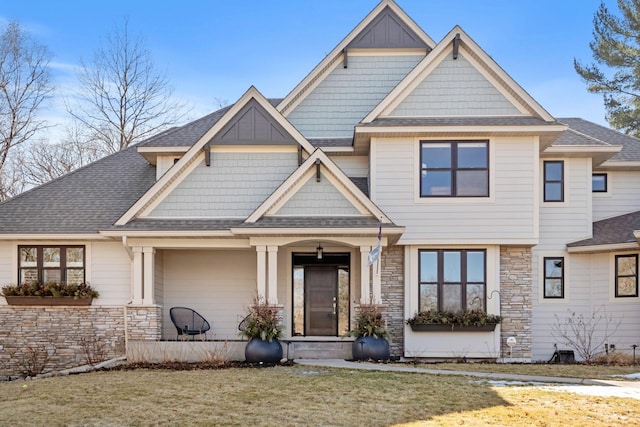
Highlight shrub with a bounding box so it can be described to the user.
[345,303,389,339]
[239,296,283,342]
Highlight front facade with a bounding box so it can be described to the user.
[1,1,639,373]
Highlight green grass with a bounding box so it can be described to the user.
[1,365,638,426]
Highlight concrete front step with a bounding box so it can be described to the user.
[284,340,352,359]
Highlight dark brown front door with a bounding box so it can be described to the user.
[305,266,338,336]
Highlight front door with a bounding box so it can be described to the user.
[305,266,338,336]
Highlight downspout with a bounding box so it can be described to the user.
[121,236,133,358]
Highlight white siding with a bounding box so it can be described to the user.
[330,156,369,177]
[0,242,12,297]
[374,137,537,242]
[149,152,298,218]
[390,53,521,117]
[593,170,640,220]
[161,249,256,340]
[531,252,640,361]
[287,55,423,138]
[89,241,132,306]
[276,176,360,216]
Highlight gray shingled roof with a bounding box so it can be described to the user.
[308,138,354,147]
[567,210,640,248]
[105,218,245,231]
[360,116,558,127]
[551,128,614,147]
[0,147,155,234]
[557,118,640,161]
[237,216,397,229]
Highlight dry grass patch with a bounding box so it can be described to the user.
[0,365,637,426]
[405,362,639,380]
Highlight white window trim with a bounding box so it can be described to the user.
[537,251,569,303]
[592,172,613,198]
[608,252,640,302]
[413,138,496,204]
[541,159,568,207]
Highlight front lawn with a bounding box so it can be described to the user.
[1,365,637,426]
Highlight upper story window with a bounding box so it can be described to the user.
[18,246,85,285]
[543,257,564,298]
[419,249,486,312]
[615,254,638,297]
[420,141,489,197]
[543,161,564,202]
[592,173,607,192]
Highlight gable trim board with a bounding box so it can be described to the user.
[117,87,315,226]
[362,26,555,124]
[278,0,434,116]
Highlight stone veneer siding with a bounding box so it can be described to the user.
[380,245,404,358]
[126,305,162,341]
[0,305,162,378]
[499,246,532,359]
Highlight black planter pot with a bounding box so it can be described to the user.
[244,337,283,363]
[352,336,390,361]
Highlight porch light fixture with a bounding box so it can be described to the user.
[316,243,324,260]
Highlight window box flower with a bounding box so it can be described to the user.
[2,282,99,306]
[406,309,501,332]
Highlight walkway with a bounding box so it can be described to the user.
[295,359,640,400]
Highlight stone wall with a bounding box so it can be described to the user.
[0,305,163,378]
[0,306,125,378]
[126,305,163,341]
[499,246,532,360]
[381,245,404,358]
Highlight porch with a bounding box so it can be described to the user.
[124,234,389,360]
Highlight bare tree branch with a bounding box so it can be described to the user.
[67,18,189,153]
[0,21,53,199]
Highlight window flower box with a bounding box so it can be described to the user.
[1,282,99,306]
[4,296,93,306]
[409,323,497,332]
[406,309,501,332]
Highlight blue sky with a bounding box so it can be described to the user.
[1,0,613,130]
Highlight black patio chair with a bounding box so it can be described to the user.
[169,307,211,340]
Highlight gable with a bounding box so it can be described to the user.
[388,51,521,117]
[211,98,297,146]
[273,170,362,216]
[286,54,423,138]
[348,5,429,49]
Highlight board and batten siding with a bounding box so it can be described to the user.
[287,55,423,138]
[161,249,257,341]
[389,53,521,117]
[372,136,537,242]
[149,152,298,218]
[275,175,361,216]
[592,170,640,220]
[89,241,132,306]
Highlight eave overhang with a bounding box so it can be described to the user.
[542,145,623,167]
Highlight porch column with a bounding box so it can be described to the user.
[132,247,143,305]
[256,245,267,300]
[360,246,371,304]
[267,245,278,305]
[142,247,155,305]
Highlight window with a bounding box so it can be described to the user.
[615,254,638,297]
[420,141,489,197]
[543,257,564,298]
[18,246,85,284]
[543,161,564,202]
[419,249,486,312]
[592,173,607,192]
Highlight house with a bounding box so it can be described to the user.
[1,0,639,374]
